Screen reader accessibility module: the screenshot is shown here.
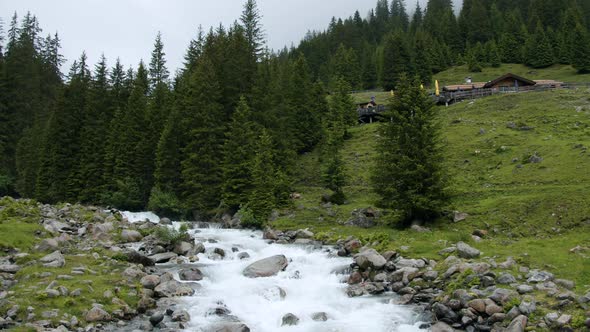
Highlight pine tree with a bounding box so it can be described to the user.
[221,96,259,210]
[372,75,448,225]
[247,128,277,224]
[410,2,423,33]
[76,55,112,203]
[240,0,265,59]
[487,40,502,67]
[572,24,590,73]
[382,30,412,90]
[525,23,555,68]
[180,56,226,216]
[413,31,433,84]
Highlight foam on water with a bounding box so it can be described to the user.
[180,226,425,332]
[119,211,160,224]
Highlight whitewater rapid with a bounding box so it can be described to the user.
[121,212,426,332]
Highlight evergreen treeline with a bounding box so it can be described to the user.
[0,2,352,223]
[1,0,590,224]
[297,0,590,89]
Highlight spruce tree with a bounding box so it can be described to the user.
[240,0,265,59]
[180,56,226,216]
[382,30,412,91]
[572,24,590,73]
[525,23,555,68]
[247,128,277,224]
[372,75,448,225]
[221,96,259,210]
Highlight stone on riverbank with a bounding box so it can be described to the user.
[243,255,288,278]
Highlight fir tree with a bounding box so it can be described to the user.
[180,56,226,216]
[572,24,590,73]
[240,0,265,59]
[525,23,555,68]
[221,96,259,210]
[371,75,448,225]
[382,30,412,91]
[247,128,277,223]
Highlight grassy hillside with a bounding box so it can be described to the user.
[352,64,590,104]
[273,88,590,291]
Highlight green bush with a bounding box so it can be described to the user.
[153,224,189,245]
[147,187,184,218]
[237,204,262,229]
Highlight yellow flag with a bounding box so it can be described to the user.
[420,84,424,90]
[435,80,440,96]
[390,90,394,96]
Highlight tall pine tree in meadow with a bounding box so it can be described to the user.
[180,56,226,217]
[372,75,448,226]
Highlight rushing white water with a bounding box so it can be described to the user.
[178,226,426,332]
[120,211,161,224]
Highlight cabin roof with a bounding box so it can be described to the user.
[483,73,536,89]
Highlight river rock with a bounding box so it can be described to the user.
[263,229,279,241]
[122,265,146,279]
[243,255,288,278]
[171,309,190,322]
[154,280,196,297]
[518,296,536,315]
[173,241,193,255]
[468,299,486,313]
[261,286,286,301]
[140,275,161,289]
[149,312,164,326]
[296,229,314,239]
[354,249,386,270]
[281,313,300,326]
[204,323,250,332]
[311,312,328,321]
[344,239,362,253]
[179,267,203,281]
[149,252,177,263]
[121,229,143,242]
[40,250,65,268]
[506,315,527,332]
[214,248,226,258]
[85,306,111,322]
[456,242,480,258]
[123,250,155,266]
[237,252,250,260]
[431,321,454,332]
[0,264,20,273]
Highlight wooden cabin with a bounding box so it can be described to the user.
[482,73,536,90]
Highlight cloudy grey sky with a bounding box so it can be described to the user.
[1,0,459,74]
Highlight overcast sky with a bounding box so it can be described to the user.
[1,0,460,74]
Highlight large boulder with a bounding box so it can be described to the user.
[0,264,20,273]
[354,249,386,270]
[154,280,196,297]
[243,255,288,278]
[506,315,527,332]
[85,306,111,322]
[121,230,143,242]
[35,238,59,252]
[173,241,193,256]
[148,252,177,263]
[456,242,480,258]
[123,250,155,266]
[281,313,300,326]
[40,250,65,268]
[204,323,250,332]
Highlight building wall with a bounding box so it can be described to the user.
[491,78,534,89]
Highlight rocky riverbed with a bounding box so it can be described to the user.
[0,197,589,331]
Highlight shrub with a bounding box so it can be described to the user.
[147,187,184,218]
[236,204,262,229]
[153,225,189,245]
